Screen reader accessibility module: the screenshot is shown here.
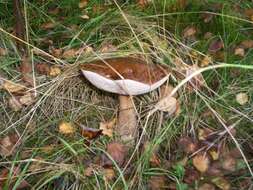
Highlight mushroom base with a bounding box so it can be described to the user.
[117,95,137,144]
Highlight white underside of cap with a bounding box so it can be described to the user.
[82,70,169,95]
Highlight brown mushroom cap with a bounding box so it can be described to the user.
[80,57,169,95]
[80,57,168,85]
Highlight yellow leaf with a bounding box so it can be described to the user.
[79,0,88,8]
[49,66,61,77]
[3,80,26,93]
[236,92,248,105]
[59,122,75,134]
[99,118,116,137]
[192,153,210,173]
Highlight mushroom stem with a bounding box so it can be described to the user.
[117,95,137,144]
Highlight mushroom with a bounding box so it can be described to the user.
[80,57,169,144]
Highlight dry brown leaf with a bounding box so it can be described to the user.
[49,47,63,58]
[240,40,253,49]
[182,26,197,38]
[155,96,178,115]
[185,64,205,91]
[48,7,60,15]
[236,92,248,105]
[211,177,231,190]
[200,56,212,67]
[59,121,76,135]
[20,56,32,74]
[35,63,50,75]
[201,13,214,23]
[103,168,115,181]
[8,96,22,111]
[0,166,30,189]
[234,47,245,57]
[198,128,214,141]
[178,137,198,154]
[101,142,127,167]
[221,156,236,172]
[81,126,102,140]
[19,92,34,106]
[198,183,215,190]
[160,84,177,98]
[0,47,7,56]
[138,0,151,8]
[79,0,89,8]
[62,48,77,59]
[0,133,20,157]
[84,166,94,176]
[206,162,223,176]
[183,167,200,184]
[41,22,56,30]
[99,118,116,137]
[148,176,166,190]
[203,32,213,39]
[49,66,61,77]
[192,153,210,173]
[2,80,26,93]
[208,39,224,53]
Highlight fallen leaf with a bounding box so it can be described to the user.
[79,0,89,8]
[208,39,224,53]
[203,32,213,39]
[201,13,214,23]
[221,156,236,172]
[41,22,56,30]
[236,92,248,105]
[99,118,116,137]
[101,142,127,167]
[192,153,210,173]
[8,96,22,111]
[138,0,151,8]
[59,121,76,135]
[200,56,212,67]
[35,63,50,75]
[2,80,26,93]
[155,96,178,115]
[211,177,231,190]
[148,176,166,190]
[0,47,7,56]
[19,92,34,106]
[208,148,219,160]
[20,56,32,74]
[99,43,117,53]
[49,66,61,77]
[84,166,95,176]
[81,126,102,140]
[198,183,215,190]
[62,48,77,59]
[234,47,245,57]
[198,128,214,141]
[143,141,161,167]
[49,47,63,58]
[160,84,177,98]
[0,133,20,157]
[183,167,200,184]
[103,168,115,181]
[80,14,89,20]
[206,162,223,176]
[0,166,30,189]
[240,40,253,49]
[178,137,198,154]
[182,26,197,38]
[185,64,205,91]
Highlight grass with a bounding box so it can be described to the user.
[0,0,253,189]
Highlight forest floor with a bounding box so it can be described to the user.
[0,0,253,189]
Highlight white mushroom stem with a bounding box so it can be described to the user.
[117,95,137,144]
